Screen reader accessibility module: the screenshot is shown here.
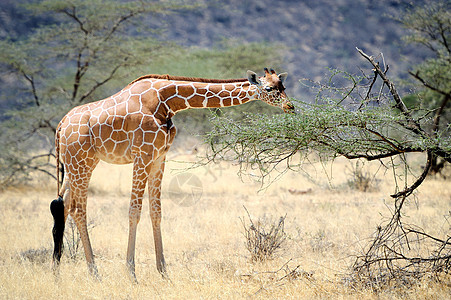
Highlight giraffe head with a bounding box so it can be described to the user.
[247,68,295,113]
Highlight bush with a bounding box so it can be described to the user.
[346,159,379,192]
[241,207,287,262]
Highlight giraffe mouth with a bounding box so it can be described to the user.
[283,102,296,113]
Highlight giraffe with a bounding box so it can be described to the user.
[50,68,294,279]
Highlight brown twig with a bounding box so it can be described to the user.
[390,150,432,198]
[356,48,427,137]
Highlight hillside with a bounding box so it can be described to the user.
[149,0,430,96]
[0,0,430,100]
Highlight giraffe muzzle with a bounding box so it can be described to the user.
[283,102,296,113]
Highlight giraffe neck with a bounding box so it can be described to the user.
[160,80,259,117]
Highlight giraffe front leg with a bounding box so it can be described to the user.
[126,195,143,281]
[150,202,166,275]
[148,157,167,276]
[126,157,149,281]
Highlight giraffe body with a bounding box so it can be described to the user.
[51,69,293,278]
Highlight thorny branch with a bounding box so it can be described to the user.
[390,150,432,198]
[356,48,425,136]
[351,193,450,288]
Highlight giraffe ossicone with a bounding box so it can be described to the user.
[50,69,293,278]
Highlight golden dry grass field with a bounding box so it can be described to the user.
[0,144,450,299]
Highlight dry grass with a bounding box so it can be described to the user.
[0,148,449,299]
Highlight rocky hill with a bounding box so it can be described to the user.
[0,0,431,99]
[149,0,430,96]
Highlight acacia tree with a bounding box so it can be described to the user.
[0,0,194,186]
[204,2,450,287]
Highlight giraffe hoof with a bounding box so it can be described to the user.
[130,274,139,284]
[158,264,170,280]
[88,264,101,281]
[126,262,139,283]
[128,270,138,284]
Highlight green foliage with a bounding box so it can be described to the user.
[401,1,450,54]
[204,61,450,185]
[401,0,450,130]
[206,99,410,175]
[398,0,451,174]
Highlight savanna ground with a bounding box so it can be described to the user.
[0,139,450,299]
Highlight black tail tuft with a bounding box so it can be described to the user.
[50,196,65,263]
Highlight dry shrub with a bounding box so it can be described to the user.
[350,196,451,290]
[346,159,379,192]
[64,216,97,261]
[309,229,334,253]
[19,248,51,264]
[241,207,287,262]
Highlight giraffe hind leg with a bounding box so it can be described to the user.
[68,161,101,279]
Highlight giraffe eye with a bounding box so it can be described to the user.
[265,86,273,92]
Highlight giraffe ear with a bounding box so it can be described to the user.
[247,70,261,85]
[278,72,288,83]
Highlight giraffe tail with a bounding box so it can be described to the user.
[55,123,62,198]
[51,123,65,264]
[50,196,65,263]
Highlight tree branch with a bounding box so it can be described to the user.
[21,71,39,106]
[62,6,88,34]
[365,128,402,152]
[103,10,142,43]
[358,69,378,110]
[315,139,423,161]
[77,61,124,103]
[408,70,450,97]
[61,6,92,102]
[72,40,90,102]
[390,150,433,198]
[356,48,426,137]
[407,228,451,245]
[432,94,450,134]
[438,21,450,54]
